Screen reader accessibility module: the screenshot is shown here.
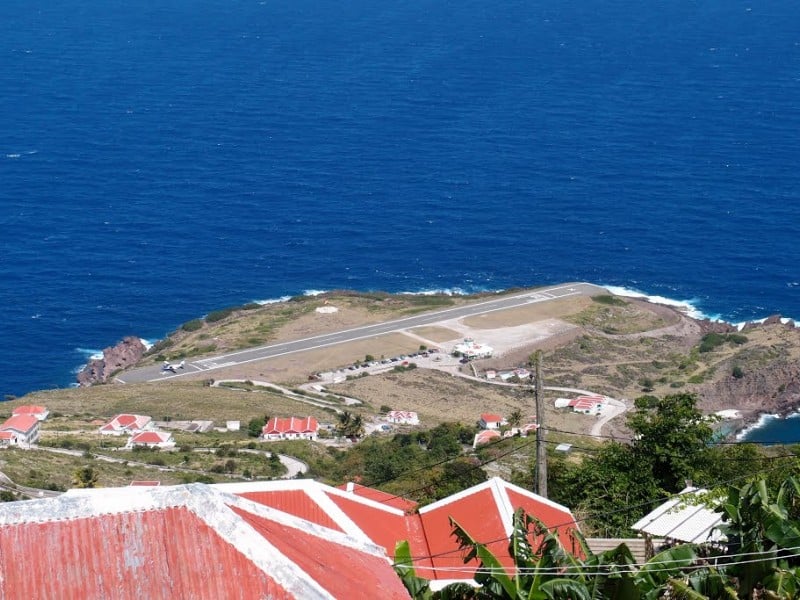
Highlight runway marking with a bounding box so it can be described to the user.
[144,288,593,382]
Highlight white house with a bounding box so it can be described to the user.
[478,413,505,430]
[555,396,606,416]
[127,431,175,449]
[452,338,493,359]
[261,417,319,441]
[99,414,153,436]
[386,411,419,426]
[473,429,502,448]
[0,414,41,447]
[12,405,49,421]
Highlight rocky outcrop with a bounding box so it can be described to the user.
[699,361,800,420]
[77,336,146,386]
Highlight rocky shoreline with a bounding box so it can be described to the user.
[76,336,146,386]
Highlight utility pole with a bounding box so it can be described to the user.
[531,351,547,498]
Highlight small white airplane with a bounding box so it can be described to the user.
[162,360,185,373]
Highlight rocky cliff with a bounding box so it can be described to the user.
[77,336,146,386]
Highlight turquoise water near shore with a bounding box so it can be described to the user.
[1,0,798,447]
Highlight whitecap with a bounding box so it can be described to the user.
[303,289,327,297]
[5,153,20,159]
[736,413,779,440]
[76,347,104,360]
[399,287,472,296]
[253,295,292,305]
[601,285,717,320]
[140,338,154,350]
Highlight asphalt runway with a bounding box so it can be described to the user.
[116,282,605,384]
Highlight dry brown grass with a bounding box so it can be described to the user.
[329,368,598,436]
[10,382,337,424]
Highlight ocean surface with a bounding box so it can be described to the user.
[1,0,799,437]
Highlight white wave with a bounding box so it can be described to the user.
[5,153,20,159]
[254,295,292,305]
[736,413,780,440]
[399,288,472,296]
[601,285,718,320]
[303,289,327,297]
[76,347,104,361]
[140,338,154,350]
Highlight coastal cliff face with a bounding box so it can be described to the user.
[77,336,146,386]
[700,360,800,419]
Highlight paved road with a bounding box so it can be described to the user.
[117,282,606,384]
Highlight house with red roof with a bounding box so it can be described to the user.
[127,430,175,449]
[11,405,49,421]
[472,429,502,448]
[0,414,40,447]
[216,477,582,589]
[261,417,319,441]
[478,413,505,430]
[99,414,153,436]
[1,484,410,599]
[386,411,419,426]
[555,395,606,415]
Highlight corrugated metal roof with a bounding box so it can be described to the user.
[631,487,724,544]
[0,484,410,599]
[336,483,419,512]
[219,478,581,584]
[238,489,345,532]
[233,506,411,599]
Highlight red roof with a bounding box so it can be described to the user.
[480,413,502,423]
[11,405,47,415]
[337,483,419,512]
[130,431,171,444]
[238,490,345,532]
[101,414,151,432]
[0,432,15,440]
[0,414,39,434]
[263,417,319,435]
[219,478,581,584]
[0,484,410,599]
[474,430,502,446]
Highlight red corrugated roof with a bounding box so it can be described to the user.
[263,416,319,435]
[239,490,345,532]
[480,413,502,423]
[0,414,38,434]
[0,507,291,599]
[325,493,424,561]
[220,479,581,585]
[0,432,14,440]
[336,483,419,512]
[130,431,170,444]
[232,506,411,599]
[0,484,409,599]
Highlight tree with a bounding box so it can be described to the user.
[336,411,365,440]
[507,409,523,429]
[73,466,98,489]
[247,415,268,438]
[627,392,715,492]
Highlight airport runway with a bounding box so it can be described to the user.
[116,282,606,384]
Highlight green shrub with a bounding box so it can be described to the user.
[732,365,745,379]
[205,308,234,323]
[591,294,627,306]
[181,319,204,332]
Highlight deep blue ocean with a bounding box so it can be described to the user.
[1,0,799,439]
